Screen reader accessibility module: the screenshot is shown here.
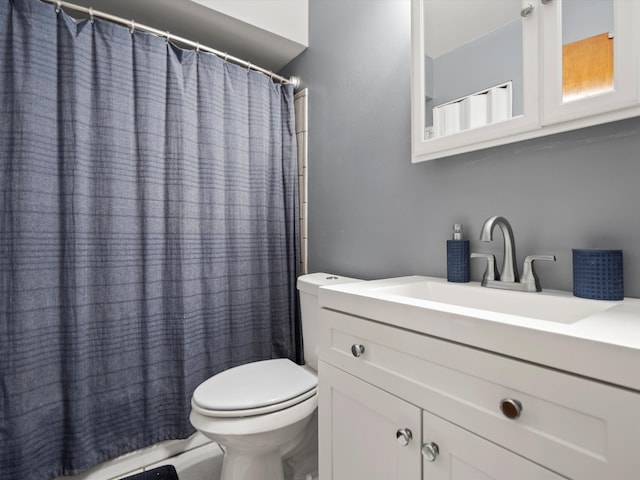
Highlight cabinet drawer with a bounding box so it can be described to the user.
[319,309,640,479]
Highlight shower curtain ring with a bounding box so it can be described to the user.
[195,42,200,54]
[223,53,229,63]
[130,19,135,35]
[89,7,94,24]
[165,32,170,44]
[247,62,252,73]
[55,0,62,14]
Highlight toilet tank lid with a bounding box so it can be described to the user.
[192,359,317,411]
[297,273,362,295]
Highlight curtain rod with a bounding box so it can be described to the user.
[38,0,301,90]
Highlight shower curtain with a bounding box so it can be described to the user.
[0,0,300,478]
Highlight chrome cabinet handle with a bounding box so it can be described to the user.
[500,398,523,419]
[521,3,534,17]
[421,442,440,462]
[351,344,365,357]
[396,428,413,446]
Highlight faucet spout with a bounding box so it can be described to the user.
[480,216,519,283]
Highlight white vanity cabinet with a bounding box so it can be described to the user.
[318,309,640,479]
[411,0,640,163]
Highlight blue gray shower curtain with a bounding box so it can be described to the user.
[0,0,300,478]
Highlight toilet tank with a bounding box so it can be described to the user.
[297,273,362,370]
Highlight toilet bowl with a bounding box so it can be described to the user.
[189,273,361,480]
[190,359,318,480]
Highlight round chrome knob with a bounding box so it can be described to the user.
[500,398,523,419]
[351,344,365,357]
[421,442,439,462]
[520,3,534,17]
[396,428,412,446]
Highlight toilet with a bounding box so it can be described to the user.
[189,273,361,480]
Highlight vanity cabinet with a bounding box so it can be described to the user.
[318,309,640,479]
[411,0,640,162]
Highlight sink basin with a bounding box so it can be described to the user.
[371,278,617,324]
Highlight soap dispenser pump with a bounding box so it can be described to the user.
[447,224,470,283]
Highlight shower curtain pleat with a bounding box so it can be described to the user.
[0,0,301,478]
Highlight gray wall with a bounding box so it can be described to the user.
[281,0,640,298]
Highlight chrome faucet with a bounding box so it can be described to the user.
[472,216,556,292]
[480,216,519,283]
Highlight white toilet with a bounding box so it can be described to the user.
[189,273,361,480]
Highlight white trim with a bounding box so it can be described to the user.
[53,433,217,480]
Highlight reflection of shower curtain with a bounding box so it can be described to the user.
[0,1,300,478]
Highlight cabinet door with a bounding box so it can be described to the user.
[541,0,640,125]
[412,0,541,160]
[318,362,422,480]
[422,410,562,480]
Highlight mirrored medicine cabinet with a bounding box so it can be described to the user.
[410,0,640,163]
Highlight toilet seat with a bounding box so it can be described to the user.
[192,359,318,418]
[190,390,318,437]
[192,387,317,418]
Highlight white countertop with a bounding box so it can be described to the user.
[318,276,640,391]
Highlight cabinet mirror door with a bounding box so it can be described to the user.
[542,0,639,124]
[423,0,523,138]
[411,0,541,162]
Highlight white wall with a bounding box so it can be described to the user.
[191,0,308,47]
[68,0,308,71]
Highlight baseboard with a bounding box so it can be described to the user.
[53,433,222,480]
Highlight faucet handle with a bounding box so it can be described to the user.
[471,253,500,286]
[521,255,556,292]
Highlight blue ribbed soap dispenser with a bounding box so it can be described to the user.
[447,224,470,283]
